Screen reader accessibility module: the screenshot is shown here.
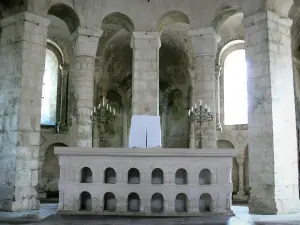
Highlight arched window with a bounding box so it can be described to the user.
[41,48,59,125]
[223,48,248,125]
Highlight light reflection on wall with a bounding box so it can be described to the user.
[41,49,58,125]
[224,49,248,125]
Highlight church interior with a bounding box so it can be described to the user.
[1,0,300,224]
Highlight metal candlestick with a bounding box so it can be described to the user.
[90,97,116,147]
[188,101,214,148]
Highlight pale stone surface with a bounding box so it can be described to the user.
[189,27,219,149]
[131,32,160,116]
[54,147,235,216]
[0,0,299,217]
[0,12,50,211]
[71,28,103,147]
[244,11,300,214]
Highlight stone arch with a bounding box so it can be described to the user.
[127,192,140,212]
[101,12,134,32]
[175,193,188,212]
[39,142,68,200]
[47,3,80,33]
[217,139,238,193]
[199,193,212,212]
[151,193,164,213]
[217,139,235,149]
[104,167,116,184]
[151,168,164,184]
[79,191,92,211]
[219,40,247,126]
[80,167,93,183]
[175,168,188,185]
[199,169,212,185]
[158,10,190,33]
[212,2,242,32]
[47,39,64,65]
[103,192,117,212]
[41,40,66,127]
[128,168,140,184]
[218,40,245,67]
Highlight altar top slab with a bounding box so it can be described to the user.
[54,147,236,158]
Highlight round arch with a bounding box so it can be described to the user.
[39,142,68,200]
[47,3,80,33]
[212,3,242,32]
[101,12,134,32]
[158,10,190,33]
[217,40,247,126]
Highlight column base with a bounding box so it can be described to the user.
[249,187,300,215]
[0,199,40,212]
[233,193,248,202]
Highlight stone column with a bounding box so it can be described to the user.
[189,69,196,149]
[0,12,49,211]
[188,27,218,148]
[233,156,248,201]
[59,64,69,131]
[237,156,245,196]
[131,32,161,116]
[71,27,102,147]
[161,109,168,147]
[122,105,128,147]
[244,11,299,214]
[215,65,222,131]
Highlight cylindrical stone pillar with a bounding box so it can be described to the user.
[237,156,245,196]
[122,105,128,147]
[71,27,103,147]
[130,32,161,116]
[188,27,218,149]
[215,65,222,131]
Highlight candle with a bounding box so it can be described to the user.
[205,104,207,109]
[93,107,96,112]
[208,108,210,113]
[199,100,202,105]
[109,106,112,112]
[194,103,197,109]
[90,110,93,116]
[191,106,194,112]
[188,109,190,116]
[98,103,100,109]
[106,104,108,110]
[113,109,116,115]
[102,97,105,106]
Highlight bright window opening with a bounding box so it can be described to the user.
[224,49,248,125]
[41,49,58,125]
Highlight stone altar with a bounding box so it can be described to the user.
[55,147,236,216]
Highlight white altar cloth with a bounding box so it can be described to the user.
[129,115,161,148]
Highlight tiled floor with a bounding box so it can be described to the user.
[0,204,300,225]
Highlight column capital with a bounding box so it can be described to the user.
[71,27,103,57]
[130,31,161,49]
[60,64,69,77]
[188,27,220,57]
[236,155,245,166]
[243,10,292,28]
[0,11,50,28]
